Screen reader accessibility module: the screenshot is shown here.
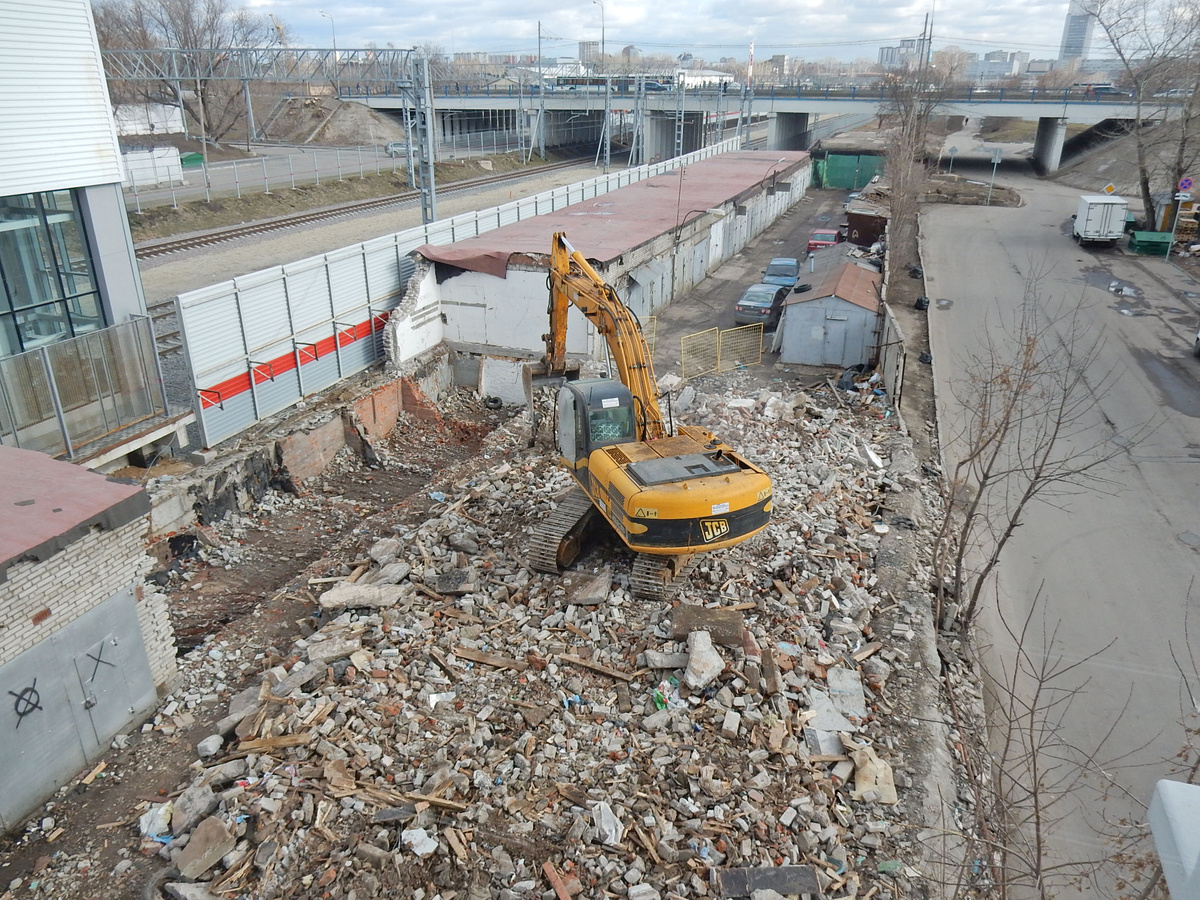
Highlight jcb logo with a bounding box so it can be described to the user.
[701,519,730,543]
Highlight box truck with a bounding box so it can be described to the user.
[1072,194,1129,245]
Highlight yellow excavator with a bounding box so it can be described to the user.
[528,233,773,599]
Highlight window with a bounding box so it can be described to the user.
[0,189,104,358]
[588,406,635,444]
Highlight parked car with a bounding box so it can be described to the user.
[733,283,791,327]
[843,191,862,211]
[643,81,670,92]
[807,228,845,253]
[761,257,800,288]
[1155,88,1194,98]
[385,142,409,158]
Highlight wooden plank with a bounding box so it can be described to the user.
[81,761,106,785]
[406,793,468,812]
[557,653,634,682]
[542,861,574,900]
[237,732,313,752]
[454,645,529,672]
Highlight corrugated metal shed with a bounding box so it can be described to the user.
[418,151,810,276]
[0,0,124,195]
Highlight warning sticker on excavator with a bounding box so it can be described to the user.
[711,502,730,514]
[757,488,772,502]
[701,519,730,542]
[601,397,620,408]
[634,507,659,518]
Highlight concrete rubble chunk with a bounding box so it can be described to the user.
[827,665,869,720]
[171,783,218,835]
[644,649,690,669]
[561,567,612,605]
[401,826,439,857]
[165,884,220,900]
[195,735,223,759]
[305,636,361,664]
[807,687,858,732]
[685,630,725,689]
[175,816,235,879]
[714,865,821,896]
[318,582,407,611]
[627,886,661,900]
[670,604,744,647]
[367,561,412,585]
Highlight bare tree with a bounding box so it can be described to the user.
[1080,0,1200,229]
[93,0,274,143]
[931,272,1136,633]
[930,591,1137,899]
[878,63,950,276]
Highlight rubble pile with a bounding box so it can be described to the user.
[41,378,940,900]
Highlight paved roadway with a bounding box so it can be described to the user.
[922,151,1200,890]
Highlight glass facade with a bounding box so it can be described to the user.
[0,189,105,359]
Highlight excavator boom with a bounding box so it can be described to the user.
[544,235,665,440]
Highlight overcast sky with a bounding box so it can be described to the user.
[256,0,1087,65]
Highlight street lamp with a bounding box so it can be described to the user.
[592,0,604,73]
[319,10,338,93]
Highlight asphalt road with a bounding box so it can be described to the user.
[922,156,1200,891]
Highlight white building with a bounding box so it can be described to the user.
[0,0,182,463]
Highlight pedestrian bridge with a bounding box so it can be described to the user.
[353,85,1159,173]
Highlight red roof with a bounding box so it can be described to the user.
[0,447,148,582]
[787,262,881,312]
[418,151,810,277]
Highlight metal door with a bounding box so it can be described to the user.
[72,635,134,750]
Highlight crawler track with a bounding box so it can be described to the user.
[529,488,598,575]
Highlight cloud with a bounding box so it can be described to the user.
[258,0,1081,63]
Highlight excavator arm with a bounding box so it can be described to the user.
[543,233,666,440]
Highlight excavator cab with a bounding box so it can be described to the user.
[557,378,638,462]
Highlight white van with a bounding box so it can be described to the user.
[385,142,409,158]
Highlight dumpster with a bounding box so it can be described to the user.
[180,152,205,169]
[1128,231,1173,256]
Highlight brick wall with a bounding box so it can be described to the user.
[0,518,171,679]
[351,380,403,440]
[136,587,179,692]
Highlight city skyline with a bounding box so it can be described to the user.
[267,0,1097,65]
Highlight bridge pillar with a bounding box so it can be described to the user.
[1033,117,1068,174]
[767,112,811,150]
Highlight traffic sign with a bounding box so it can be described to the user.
[1103,183,1117,194]
[1181,177,1194,191]
[947,146,959,156]
[991,149,1003,164]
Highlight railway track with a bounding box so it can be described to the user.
[134,157,591,260]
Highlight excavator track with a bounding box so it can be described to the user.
[529,488,599,574]
[631,553,699,602]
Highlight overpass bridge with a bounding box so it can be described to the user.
[98,48,1164,174]
[354,86,1151,173]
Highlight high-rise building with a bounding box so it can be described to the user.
[1059,0,1095,62]
[579,41,599,65]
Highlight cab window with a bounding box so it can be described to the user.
[588,406,635,444]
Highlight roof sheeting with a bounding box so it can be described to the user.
[417,151,810,276]
[788,262,881,312]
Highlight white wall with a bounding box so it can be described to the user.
[0,0,123,195]
[438,268,592,358]
[389,267,446,362]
